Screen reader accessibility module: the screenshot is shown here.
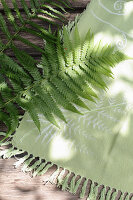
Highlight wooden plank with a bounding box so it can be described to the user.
[1,12,81,58]
[0,1,91,58]
[0,0,90,9]
[70,0,90,8]
[0,158,87,200]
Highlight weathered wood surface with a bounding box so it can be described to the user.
[0,1,90,200]
[1,12,82,58]
[0,159,85,200]
[0,1,90,58]
[0,0,90,9]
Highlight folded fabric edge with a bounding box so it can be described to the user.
[0,132,132,200]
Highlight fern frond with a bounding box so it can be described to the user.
[79,63,107,88]
[1,0,18,30]
[10,80,24,93]
[38,55,50,77]
[44,42,59,74]
[12,0,24,24]
[12,46,41,81]
[31,0,40,10]
[0,13,11,39]
[0,111,11,132]
[34,96,59,128]
[27,26,129,128]
[63,26,74,66]
[0,0,70,55]
[45,80,82,115]
[27,103,40,131]
[42,4,66,20]
[0,2,130,136]
[50,2,66,13]
[5,103,19,132]
[34,85,66,123]
[20,0,31,18]
[85,32,94,59]
[57,32,66,71]
[0,0,72,137]
[1,87,12,102]
[0,79,19,133]
[56,0,71,8]
[65,68,98,98]
[0,53,27,77]
[52,76,89,110]
[16,95,41,131]
[73,25,81,63]
[59,72,95,102]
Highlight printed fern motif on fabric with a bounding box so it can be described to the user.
[15,94,128,158]
[98,0,126,15]
[90,9,131,50]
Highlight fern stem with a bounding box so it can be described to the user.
[0,78,42,110]
[0,22,26,54]
[0,16,57,55]
[0,64,73,110]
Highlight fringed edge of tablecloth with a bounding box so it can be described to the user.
[0,132,132,200]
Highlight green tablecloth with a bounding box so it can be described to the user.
[10,0,133,197]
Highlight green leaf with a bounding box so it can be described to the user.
[0,13,11,39]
